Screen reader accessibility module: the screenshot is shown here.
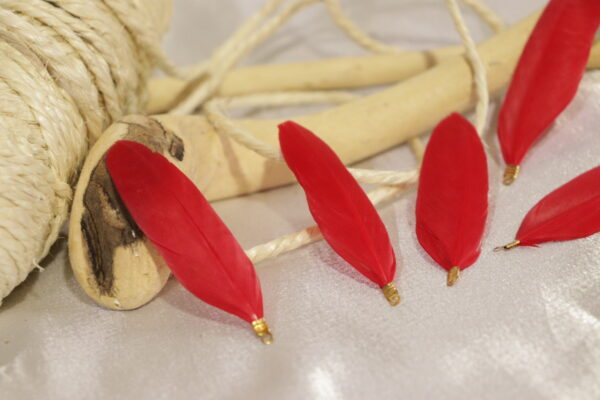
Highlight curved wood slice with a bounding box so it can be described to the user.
[69,115,218,310]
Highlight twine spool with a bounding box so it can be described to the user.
[0,0,172,303]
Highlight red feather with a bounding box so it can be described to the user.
[416,113,488,285]
[498,0,600,183]
[279,121,399,305]
[106,141,271,342]
[499,165,600,250]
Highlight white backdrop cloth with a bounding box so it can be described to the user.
[3,1,600,399]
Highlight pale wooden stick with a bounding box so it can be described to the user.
[148,39,600,115]
[146,46,463,114]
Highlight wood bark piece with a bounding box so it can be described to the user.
[71,10,600,310]
[69,115,219,310]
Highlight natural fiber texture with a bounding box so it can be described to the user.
[0,0,172,303]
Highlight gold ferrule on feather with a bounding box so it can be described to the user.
[252,318,273,344]
[447,267,460,286]
[503,164,520,185]
[494,239,521,251]
[382,282,400,306]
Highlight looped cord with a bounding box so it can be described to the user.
[172,0,321,114]
[205,92,420,186]
[198,0,493,263]
[444,0,489,134]
[459,0,505,33]
[323,0,401,54]
[173,0,502,114]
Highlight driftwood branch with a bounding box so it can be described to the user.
[147,35,600,114]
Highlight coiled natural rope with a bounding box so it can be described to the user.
[0,0,172,303]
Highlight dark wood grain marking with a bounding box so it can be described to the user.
[80,118,184,295]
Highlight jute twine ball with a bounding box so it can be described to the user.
[0,0,172,303]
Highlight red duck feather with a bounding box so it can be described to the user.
[498,0,600,183]
[106,141,271,341]
[279,121,399,304]
[416,113,488,285]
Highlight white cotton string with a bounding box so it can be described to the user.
[0,0,170,303]
[203,92,421,263]
[180,0,503,85]
[246,168,419,263]
[205,91,356,160]
[174,0,398,113]
[172,0,501,115]
[172,0,321,114]
[184,0,286,81]
[323,0,500,53]
[205,92,416,186]
[175,0,500,180]
[323,0,400,54]
[201,0,498,264]
[443,0,489,134]
[460,0,505,33]
[324,0,504,52]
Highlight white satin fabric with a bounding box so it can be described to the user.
[3,1,600,399]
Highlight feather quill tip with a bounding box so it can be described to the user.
[502,165,520,185]
[382,282,400,306]
[493,240,521,252]
[252,318,274,344]
[447,267,460,286]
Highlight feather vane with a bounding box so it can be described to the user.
[415,113,488,286]
[278,121,399,305]
[106,140,272,343]
[498,165,600,250]
[498,0,600,184]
